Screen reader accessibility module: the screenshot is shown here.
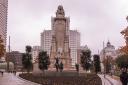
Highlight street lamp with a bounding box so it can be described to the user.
[103,42,106,77]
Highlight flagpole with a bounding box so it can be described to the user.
[103,41,105,77]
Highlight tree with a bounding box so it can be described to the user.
[75,63,79,72]
[80,49,92,71]
[0,35,5,59]
[93,54,101,74]
[120,16,128,54]
[38,51,50,73]
[22,45,33,73]
[26,46,32,53]
[115,54,128,69]
[22,53,26,72]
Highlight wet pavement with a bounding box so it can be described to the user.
[98,74,122,85]
[0,73,40,85]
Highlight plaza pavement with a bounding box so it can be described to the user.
[0,72,41,85]
[98,74,122,85]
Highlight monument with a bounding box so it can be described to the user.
[33,5,72,74]
[50,5,71,70]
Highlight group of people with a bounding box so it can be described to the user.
[120,68,128,85]
[55,58,63,72]
[0,70,17,76]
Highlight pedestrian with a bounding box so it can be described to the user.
[110,69,114,76]
[120,68,128,85]
[14,70,16,75]
[1,71,3,76]
[55,58,59,72]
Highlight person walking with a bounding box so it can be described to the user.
[14,70,16,75]
[0,70,4,76]
[120,68,128,85]
[1,71,3,76]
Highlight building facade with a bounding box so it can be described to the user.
[0,0,8,49]
[6,51,23,70]
[41,30,52,55]
[32,46,41,63]
[100,41,117,61]
[69,30,80,67]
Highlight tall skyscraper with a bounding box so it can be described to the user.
[0,0,8,49]
[69,30,80,67]
[41,30,52,55]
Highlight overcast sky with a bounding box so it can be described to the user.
[8,0,128,54]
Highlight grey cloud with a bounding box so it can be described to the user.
[8,0,128,53]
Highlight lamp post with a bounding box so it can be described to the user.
[7,36,10,72]
[103,42,106,77]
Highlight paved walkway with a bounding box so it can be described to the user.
[0,73,41,85]
[98,74,122,85]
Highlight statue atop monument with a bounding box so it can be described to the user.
[56,5,65,18]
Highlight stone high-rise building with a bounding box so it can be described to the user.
[0,0,8,49]
[50,5,71,69]
[41,30,52,55]
[69,30,80,67]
